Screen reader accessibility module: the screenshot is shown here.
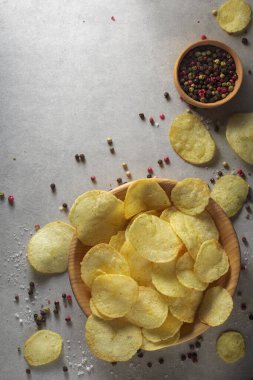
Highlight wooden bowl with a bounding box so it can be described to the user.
[173,39,243,109]
[68,178,240,346]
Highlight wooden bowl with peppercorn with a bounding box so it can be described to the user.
[68,178,241,348]
[174,40,243,108]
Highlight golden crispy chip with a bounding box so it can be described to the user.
[168,289,203,323]
[195,240,229,283]
[217,0,252,34]
[141,331,180,351]
[211,175,249,217]
[171,178,210,216]
[109,230,126,252]
[176,252,208,291]
[152,258,189,297]
[124,179,171,219]
[80,243,130,287]
[27,221,75,274]
[24,330,63,366]
[199,286,233,326]
[126,286,168,329]
[120,241,153,286]
[85,315,142,362]
[125,210,161,240]
[170,210,219,260]
[216,331,245,363]
[128,214,183,263]
[89,299,112,320]
[91,274,139,318]
[169,113,216,164]
[142,310,183,342]
[226,113,253,164]
[69,190,126,246]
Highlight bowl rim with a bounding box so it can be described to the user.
[68,177,241,346]
[173,39,243,109]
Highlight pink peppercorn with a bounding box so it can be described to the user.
[149,117,154,125]
[201,35,207,40]
[91,176,96,182]
[65,316,71,322]
[111,16,116,21]
[34,224,40,231]
[147,167,153,174]
[66,294,72,302]
[237,169,245,178]
[159,114,165,120]
[164,156,170,164]
[8,195,14,203]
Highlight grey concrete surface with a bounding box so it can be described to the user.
[0,0,253,379]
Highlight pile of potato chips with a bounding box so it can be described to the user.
[67,177,239,362]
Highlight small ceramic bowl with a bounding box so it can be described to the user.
[174,39,243,109]
[68,178,240,346]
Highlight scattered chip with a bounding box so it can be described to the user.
[24,330,63,366]
[85,315,142,362]
[169,113,216,164]
[141,331,180,351]
[124,178,171,219]
[226,113,253,164]
[211,175,249,217]
[176,252,208,291]
[217,0,252,34]
[142,310,183,342]
[109,230,126,252]
[216,331,245,363]
[27,221,75,274]
[195,240,229,283]
[89,298,112,320]
[128,214,184,263]
[152,258,189,297]
[126,286,168,329]
[120,241,153,286]
[170,210,219,259]
[171,178,210,216]
[69,190,126,246]
[80,243,130,287]
[91,274,139,318]
[199,286,233,326]
[168,288,203,323]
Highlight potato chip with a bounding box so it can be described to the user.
[176,252,208,291]
[152,258,189,297]
[109,230,126,252]
[126,286,168,329]
[171,178,210,216]
[27,221,75,274]
[198,286,233,326]
[216,331,245,363]
[211,175,249,217]
[217,0,252,34]
[89,298,112,320]
[120,241,153,286]
[169,113,216,164]
[141,331,180,351]
[125,210,161,240]
[226,113,253,164]
[170,210,219,260]
[168,288,203,323]
[142,310,183,342]
[24,330,63,366]
[69,190,126,246]
[124,178,171,219]
[91,274,139,318]
[80,243,130,287]
[85,315,142,362]
[195,240,229,283]
[128,214,184,263]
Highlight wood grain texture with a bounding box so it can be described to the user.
[173,39,243,109]
[68,178,240,346]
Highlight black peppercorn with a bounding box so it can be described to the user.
[189,344,194,350]
[117,178,122,185]
[62,203,68,209]
[242,37,248,45]
[158,159,163,166]
[181,354,186,361]
[15,295,19,302]
[62,293,67,299]
[28,289,33,296]
[50,183,56,191]
[158,357,164,364]
[26,368,31,374]
[210,178,215,184]
[164,91,170,100]
[29,281,35,288]
[147,174,152,178]
[75,154,80,161]
[147,362,152,368]
[79,154,85,161]
[111,362,117,366]
[195,341,201,348]
[139,113,145,120]
[249,313,253,320]
[110,147,115,154]
[63,366,68,372]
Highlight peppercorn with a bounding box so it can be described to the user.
[241,264,246,271]
[75,154,80,161]
[26,368,31,374]
[107,137,113,145]
[218,171,223,177]
[54,301,60,308]
[246,205,252,213]
[158,358,164,364]
[65,316,71,322]
[91,176,96,182]
[8,195,14,204]
[237,290,242,296]
[122,162,128,170]
[147,362,152,368]
[249,313,253,320]
[187,352,192,359]
[62,293,67,299]
[15,295,19,302]
[210,178,215,184]
[63,366,68,372]
[242,236,248,245]
[195,341,201,348]
[241,303,247,310]
[158,159,163,166]
[50,183,56,191]
[79,154,85,161]
[248,70,252,75]
[40,309,47,317]
[159,114,165,120]
[53,308,59,315]
[139,113,145,120]
[110,147,115,154]
[181,354,187,361]
[147,174,152,178]
[28,289,33,296]
[242,37,248,45]
[164,91,170,100]
[222,161,229,169]
[164,156,170,164]
[117,178,122,185]
[137,351,143,358]
[0,192,4,199]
